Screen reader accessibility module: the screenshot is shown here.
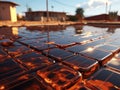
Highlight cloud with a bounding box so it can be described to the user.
[75,0,120,16]
[76,0,112,10]
[76,4,81,8]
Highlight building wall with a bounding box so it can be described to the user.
[85,14,109,21]
[0,3,17,22]
[25,11,66,22]
[10,5,17,22]
[0,3,11,20]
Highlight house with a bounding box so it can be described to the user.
[85,14,109,21]
[25,11,67,22]
[85,14,120,21]
[0,1,19,22]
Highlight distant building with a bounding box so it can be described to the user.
[17,13,25,20]
[0,1,19,22]
[85,14,109,21]
[85,14,120,21]
[25,11,67,22]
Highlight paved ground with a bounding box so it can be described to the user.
[0,21,120,27]
[0,21,77,27]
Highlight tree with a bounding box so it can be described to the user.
[109,11,118,21]
[27,7,32,12]
[75,8,84,21]
[27,7,33,20]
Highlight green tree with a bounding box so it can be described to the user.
[27,7,32,12]
[27,7,33,20]
[75,8,84,21]
[109,11,118,21]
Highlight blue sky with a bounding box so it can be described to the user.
[6,0,120,16]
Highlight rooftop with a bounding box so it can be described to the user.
[25,11,66,14]
[0,1,19,6]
